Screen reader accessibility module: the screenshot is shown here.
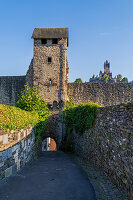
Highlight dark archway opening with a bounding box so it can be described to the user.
[53,100,58,110]
[42,137,57,151]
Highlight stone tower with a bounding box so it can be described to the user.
[26,28,69,108]
[104,60,110,74]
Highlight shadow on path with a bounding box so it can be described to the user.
[0,151,96,200]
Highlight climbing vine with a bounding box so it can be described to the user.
[63,101,100,135]
[62,101,100,152]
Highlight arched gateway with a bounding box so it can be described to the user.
[41,111,65,149]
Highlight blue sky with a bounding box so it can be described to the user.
[0,0,133,82]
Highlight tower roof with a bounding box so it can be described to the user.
[32,28,68,39]
[105,60,109,64]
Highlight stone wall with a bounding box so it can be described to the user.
[0,77,132,108]
[68,82,133,106]
[0,125,41,181]
[70,103,133,199]
[26,59,33,87]
[0,76,25,106]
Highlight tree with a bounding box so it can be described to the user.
[16,84,49,140]
[122,77,128,83]
[117,74,122,81]
[74,78,83,83]
[16,84,48,115]
[103,74,109,83]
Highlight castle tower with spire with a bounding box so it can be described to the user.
[90,60,114,82]
[104,60,110,74]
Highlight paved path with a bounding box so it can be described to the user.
[71,155,130,200]
[0,151,96,200]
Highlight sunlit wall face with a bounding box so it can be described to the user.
[42,137,57,151]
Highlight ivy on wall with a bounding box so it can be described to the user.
[63,101,100,135]
[62,101,100,152]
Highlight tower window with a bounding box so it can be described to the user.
[41,39,47,44]
[49,79,52,85]
[48,57,52,63]
[52,39,58,44]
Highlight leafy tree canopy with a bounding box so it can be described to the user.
[16,84,48,116]
[122,77,128,83]
[16,84,49,140]
[103,74,109,83]
[117,74,122,81]
[74,78,83,83]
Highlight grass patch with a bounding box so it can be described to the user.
[0,104,38,131]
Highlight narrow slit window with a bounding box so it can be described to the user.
[48,57,52,63]
[41,39,47,44]
[50,79,52,85]
[52,39,58,44]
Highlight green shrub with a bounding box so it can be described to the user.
[16,84,48,115]
[16,84,50,140]
[63,101,100,135]
[0,104,38,131]
[120,105,127,109]
[62,101,100,152]
[103,74,109,83]
[74,78,83,83]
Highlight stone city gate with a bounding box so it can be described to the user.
[42,111,65,149]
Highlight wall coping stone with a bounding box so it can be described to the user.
[0,124,33,152]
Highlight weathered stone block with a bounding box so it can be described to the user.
[12,163,17,175]
[21,140,24,148]
[2,150,8,162]
[3,134,8,144]
[18,132,21,141]
[7,148,12,158]
[0,161,4,168]
[5,166,12,177]
[0,135,3,142]
[17,159,20,171]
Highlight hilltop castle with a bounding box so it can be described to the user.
[0,28,132,107]
[90,60,118,83]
